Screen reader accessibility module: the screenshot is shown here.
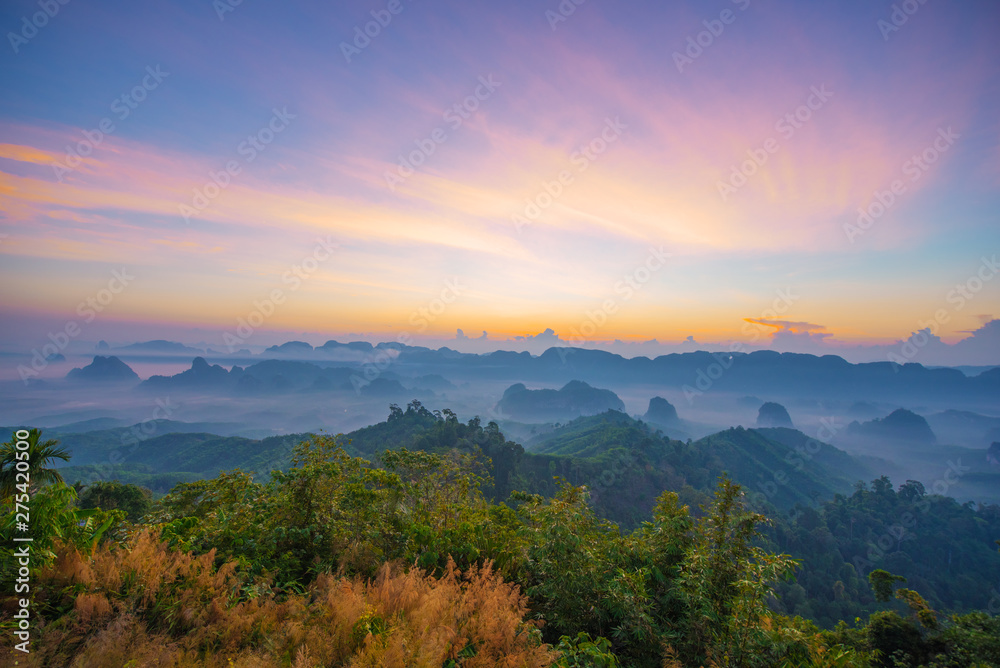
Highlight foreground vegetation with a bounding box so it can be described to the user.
[36,403,1000,631]
[2,419,998,666]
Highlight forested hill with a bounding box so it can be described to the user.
[327,402,877,524]
[343,405,1000,628]
[14,402,1000,633]
[4,407,1000,665]
[44,402,868,519]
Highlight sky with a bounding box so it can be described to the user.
[1,0,999,364]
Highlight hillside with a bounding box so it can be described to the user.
[495,380,625,422]
[847,408,937,444]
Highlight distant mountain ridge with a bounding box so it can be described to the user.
[49,344,1000,408]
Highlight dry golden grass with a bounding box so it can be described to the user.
[2,531,557,667]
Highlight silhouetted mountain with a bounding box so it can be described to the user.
[264,341,314,357]
[242,360,354,393]
[66,356,139,383]
[238,360,328,387]
[757,402,793,428]
[134,358,360,395]
[114,340,204,354]
[643,397,678,424]
[319,340,374,352]
[140,357,238,391]
[373,345,1000,406]
[90,338,1000,407]
[496,380,625,422]
[847,408,937,444]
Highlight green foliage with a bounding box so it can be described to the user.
[894,588,937,630]
[60,462,202,494]
[553,632,622,667]
[0,429,124,591]
[41,408,1000,632]
[145,433,503,588]
[5,418,997,667]
[512,478,801,667]
[515,482,633,643]
[78,480,153,522]
[667,479,799,667]
[1,481,123,577]
[869,569,907,602]
[773,477,1000,627]
[925,611,1000,667]
[867,610,928,667]
[0,427,71,497]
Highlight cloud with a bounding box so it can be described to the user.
[743,319,828,334]
[0,143,65,165]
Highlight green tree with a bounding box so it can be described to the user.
[514,482,635,646]
[868,569,906,602]
[866,610,926,667]
[78,481,153,522]
[1,481,123,582]
[0,428,70,498]
[669,478,799,667]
